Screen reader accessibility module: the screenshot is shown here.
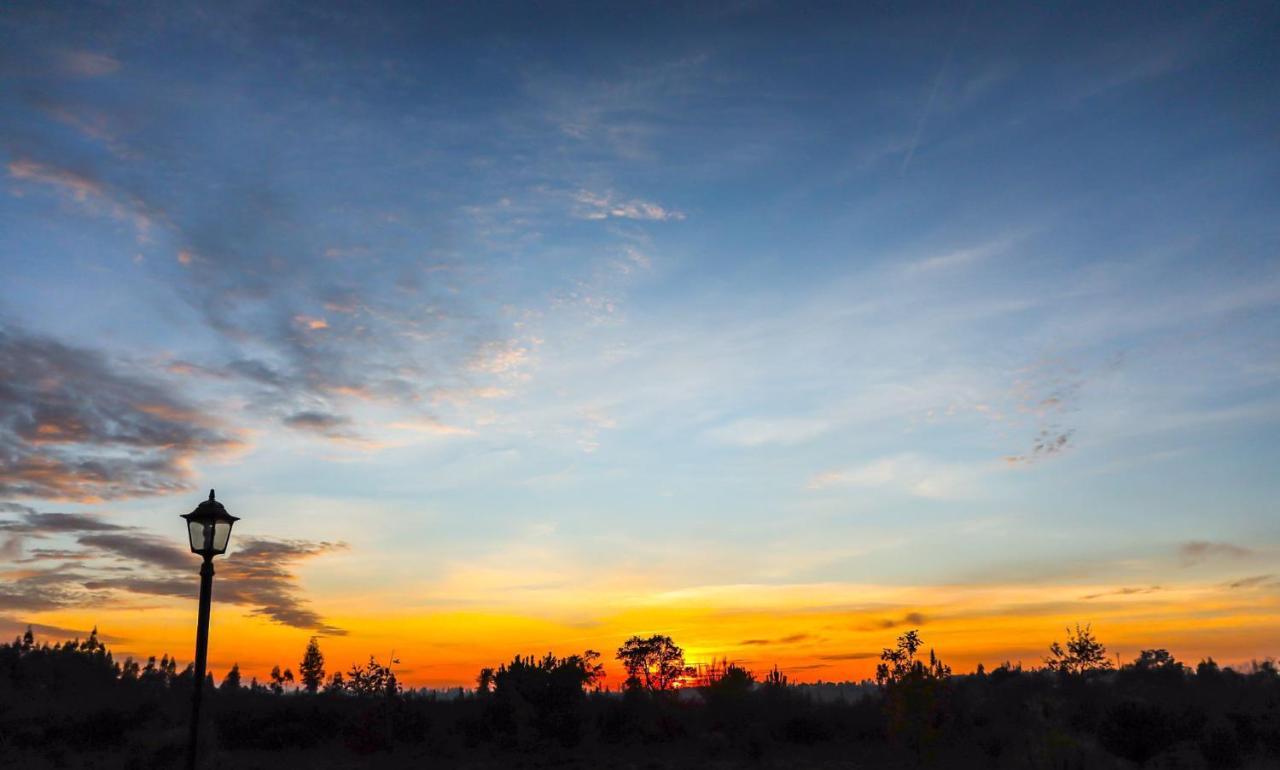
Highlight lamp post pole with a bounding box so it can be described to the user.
[187,554,215,770]
[180,490,238,770]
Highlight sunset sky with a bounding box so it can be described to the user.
[2,1,1278,688]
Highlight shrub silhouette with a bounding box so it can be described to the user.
[478,650,604,747]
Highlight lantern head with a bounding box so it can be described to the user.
[181,489,239,557]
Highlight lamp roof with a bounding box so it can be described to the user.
[181,489,240,523]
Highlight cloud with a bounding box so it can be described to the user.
[283,410,355,438]
[1179,541,1254,567]
[705,417,830,447]
[572,190,686,221]
[1001,359,1085,466]
[7,158,160,241]
[902,235,1019,276]
[1081,586,1163,600]
[55,50,121,77]
[215,538,349,635]
[0,504,345,635]
[739,632,813,646]
[857,612,928,631]
[0,618,126,643]
[1004,428,1075,466]
[0,510,127,534]
[808,454,980,500]
[147,183,545,441]
[0,324,241,501]
[1223,573,1274,590]
[388,419,473,436]
[817,651,880,661]
[77,533,192,572]
[0,563,105,612]
[468,340,531,375]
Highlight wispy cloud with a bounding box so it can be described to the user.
[0,324,241,501]
[856,612,928,631]
[1179,541,1254,567]
[54,50,121,78]
[0,504,346,635]
[705,417,829,447]
[901,234,1022,276]
[8,158,160,242]
[739,632,813,646]
[808,454,983,500]
[1081,585,1162,600]
[1223,575,1276,590]
[283,411,356,438]
[572,190,686,221]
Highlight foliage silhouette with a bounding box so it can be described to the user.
[220,662,241,692]
[1,624,1278,768]
[616,634,692,691]
[299,637,325,693]
[876,630,953,757]
[1045,622,1112,675]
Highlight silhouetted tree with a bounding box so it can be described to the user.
[220,662,242,691]
[345,656,399,697]
[763,664,789,689]
[299,637,325,693]
[477,666,495,694]
[269,665,294,695]
[481,650,604,746]
[616,634,691,691]
[699,658,755,692]
[876,630,950,686]
[1129,648,1183,673]
[1045,623,1111,675]
[2,624,1279,767]
[876,630,952,756]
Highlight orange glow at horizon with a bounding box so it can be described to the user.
[22,579,1280,690]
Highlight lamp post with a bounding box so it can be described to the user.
[181,489,238,770]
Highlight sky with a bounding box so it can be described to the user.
[1,1,1278,688]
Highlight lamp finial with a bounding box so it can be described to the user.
[209,489,215,501]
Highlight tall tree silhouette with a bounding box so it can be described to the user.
[299,637,325,693]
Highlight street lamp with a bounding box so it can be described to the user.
[181,489,238,770]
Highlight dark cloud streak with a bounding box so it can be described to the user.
[0,325,240,501]
[0,503,345,635]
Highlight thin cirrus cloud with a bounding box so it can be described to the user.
[4,152,530,442]
[807,454,985,500]
[54,49,121,78]
[1179,541,1254,567]
[8,158,160,242]
[572,189,686,221]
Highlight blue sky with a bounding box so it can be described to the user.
[1,1,1278,682]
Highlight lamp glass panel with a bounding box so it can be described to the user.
[188,521,208,552]
[212,520,233,553]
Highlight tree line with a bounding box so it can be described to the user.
[1,623,1277,768]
